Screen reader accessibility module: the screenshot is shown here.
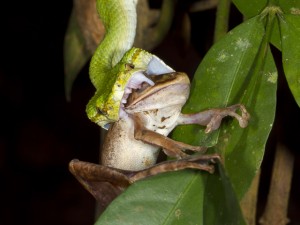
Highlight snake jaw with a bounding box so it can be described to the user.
[87,47,175,130]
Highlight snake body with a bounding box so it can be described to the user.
[86,0,173,128]
[89,0,137,88]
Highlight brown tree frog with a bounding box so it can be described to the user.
[69,55,250,210]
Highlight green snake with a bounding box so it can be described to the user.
[86,0,174,129]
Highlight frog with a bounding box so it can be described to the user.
[69,56,250,210]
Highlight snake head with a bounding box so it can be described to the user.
[86,67,155,130]
[86,93,115,129]
[87,48,174,130]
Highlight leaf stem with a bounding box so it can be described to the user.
[214,0,231,43]
[257,8,277,66]
[268,0,279,6]
[242,8,277,104]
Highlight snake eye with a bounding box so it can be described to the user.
[96,108,107,116]
[125,63,134,70]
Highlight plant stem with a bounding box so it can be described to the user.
[214,0,231,43]
[259,144,294,225]
[268,0,279,6]
[189,0,218,12]
[240,170,260,225]
[242,7,277,105]
[142,0,177,50]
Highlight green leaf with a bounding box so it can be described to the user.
[233,0,300,51]
[270,0,300,50]
[270,17,281,51]
[279,14,300,107]
[173,16,277,199]
[232,0,267,18]
[96,166,246,225]
[278,0,300,15]
[203,164,246,225]
[64,10,91,101]
[174,16,264,147]
[222,47,277,199]
[95,170,207,225]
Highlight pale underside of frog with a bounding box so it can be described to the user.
[69,51,250,211]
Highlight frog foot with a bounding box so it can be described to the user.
[204,104,250,133]
[162,140,208,159]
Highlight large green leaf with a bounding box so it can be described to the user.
[203,164,246,225]
[270,0,300,50]
[96,165,246,225]
[64,10,91,101]
[270,17,281,51]
[221,46,277,199]
[279,0,300,14]
[173,15,277,199]
[233,0,300,18]
[96,170,207,225]
[279,14,300,107]
[174,16,264,146]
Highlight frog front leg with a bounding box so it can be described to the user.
[133,104,249,159]
[177,104,250,133]
[133,115,207,159]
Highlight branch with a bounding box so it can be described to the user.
[259,144,294,225]
[213,0,231,43]
[240,170,260,225]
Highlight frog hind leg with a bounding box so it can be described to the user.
[69,159,130,212]
[129,153,221,182]
[69,154,220,208]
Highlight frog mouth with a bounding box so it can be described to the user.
[119,71,154,118]
[119,71,188,118]
[119,55,175,118]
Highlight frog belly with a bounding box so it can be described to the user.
[101,117,160,171]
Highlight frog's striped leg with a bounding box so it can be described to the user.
[129,153,221,182]
[69,159,129,213]
[69,154,220,208]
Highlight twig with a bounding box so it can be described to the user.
[213,0,231,43]
[189,0,218,13]
[240,170,260,225]
[142,0,177,50]
[259,143,294,225]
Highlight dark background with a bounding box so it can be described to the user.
[1,0,299,225]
